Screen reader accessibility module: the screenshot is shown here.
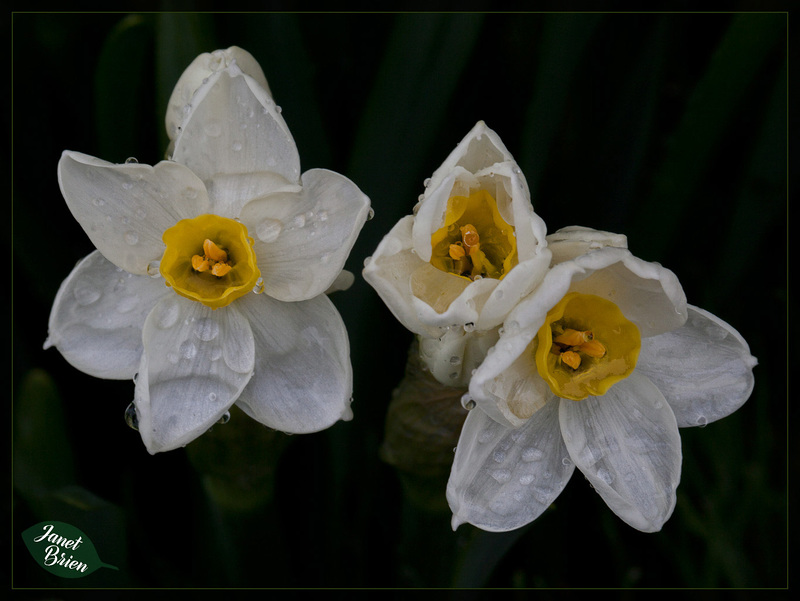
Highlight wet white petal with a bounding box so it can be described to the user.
[166,46,272,142]
[448,401,574,532]
[172,68,300,190]
[135,296,255,454]
[560,373,682,532]
[637,305,757,428]
[234,292,353,433]
[240,168,371,302]
[510,247,688,339]
[44,251,170,379]
[470,330,553,428]
[57,152,211,274]
[546,225,628,265]
[419,326,500,388]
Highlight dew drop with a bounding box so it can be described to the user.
[157,300,180,329]
[493,450,507,463]
[291,214,306,229]
[125,157,138,164]
[210,345,223,361]
[203,121,222,137]
[367,207,375,220]
[92,198,105,207]
[183,187,199,200]
[449,355,462,365]
[464,322,476,332]
[460,393,475,410]
[217,410,230,423]
[252,218,283,245]
[478,429,493,444]
[519,474,535,485]
[491,469,511,483]
[194,317,220,341]
[116,295,139,314]
[522,447,544,462]
[696,415,708,428]
[125,402,139,431]
[231,141,243,152]
[252,278,265,294]
[73,285,101,306]
[179,340,197,359]
[124,231,139,245]
[423,177,432,187]
[147,260,162,278]
[597,468,614,484]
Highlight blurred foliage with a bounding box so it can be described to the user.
[11,9,787,594]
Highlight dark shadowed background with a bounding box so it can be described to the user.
[11,9,788,594]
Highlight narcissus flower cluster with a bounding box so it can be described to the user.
[364,123,756,533]
[46,47,371,454]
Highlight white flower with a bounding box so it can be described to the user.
[363,121,551,384]
[447,226,756,532]
[45,47,371,454]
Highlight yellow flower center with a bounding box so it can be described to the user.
[160,214,261,309]
[430,189,517,280]
[534,293,641,400]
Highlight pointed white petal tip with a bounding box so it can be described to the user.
[451,514,464,531]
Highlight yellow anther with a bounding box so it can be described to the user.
[191,255,210,272]
[561,350,581,370]
[449,243,466,260]
[211,262,232,277]
[460,224,480,252]
[554,328,593,347]
[579,339,607,358]
[203,239,228,263]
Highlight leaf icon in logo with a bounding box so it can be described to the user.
[21,521,118,578]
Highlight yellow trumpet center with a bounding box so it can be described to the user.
[534,293,641,400]
[430,189,517,280]
[160,214,261,309]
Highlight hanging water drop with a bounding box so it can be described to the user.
[124,402,139,431]
[125,157,138,164]
[217,411,230,424]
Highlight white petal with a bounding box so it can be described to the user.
[44,251,170,379]
[511,247,688,339]
[637,305,757,428]
[469,330,553,428]
[475,253,551,330]
[362,216,436,336]
[134,296,255,454]
[447,401,574,532]
[418,326,500,387]
[559,373,682,532]
[172,68,301,192]
[233,292,353,433]
[428,121,516,194]
[166,46,272,142]
[57,151,211,274]
[239,168,370,302]
[546,225,628,265]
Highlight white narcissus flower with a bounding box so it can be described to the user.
[447,226,757,533]
[45,47,371,454]
[363,121,551,385]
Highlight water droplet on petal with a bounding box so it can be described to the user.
[696,415,708,428]
[367,207,375,220]
[125,157,138,164]
[204,121,222,137]
[423,177,432,187]
[597,468,614,484]
[460,393,475,410]
[194,317,220,341]
[493,450,507,463]
[125,402,139,431]
[179,340,197,359]
[464,322,476,332]
[491,469,511,483]
[147,260,162,277]
[231,141,243,152]
[124,231,139,245]
[252,277,264,294]
[256,218,282,243]
[522,447,544,462]
[157,299,180,329]
[92,198,105,207]
[73,285,101,306]
[216,410,230,423]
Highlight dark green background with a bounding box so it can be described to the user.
[12,10,788,593]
